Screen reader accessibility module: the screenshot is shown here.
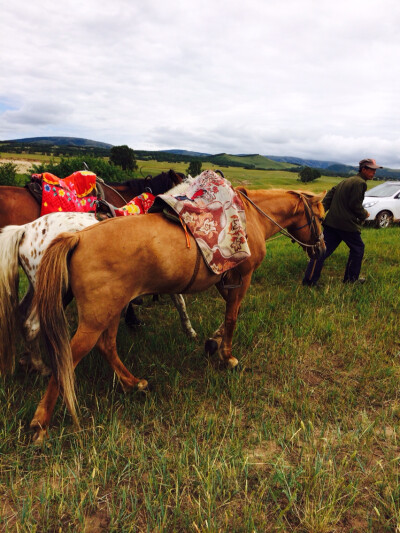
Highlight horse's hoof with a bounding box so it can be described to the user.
[30,420,49,445]
[227,357,239,369]
[137,379,148,391]
[125,317,143,327]
[231,361,242,372]
[205,339,219,356]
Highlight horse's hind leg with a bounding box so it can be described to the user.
[170,294,197,339]
[19,338,51,376]
[205,322,225,357]
[124,301,142,327]
[21,288,75,376]
[30,328,101,443]
[18,284,51,376]
[95,317,148,392]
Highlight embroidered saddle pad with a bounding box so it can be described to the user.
[149,170,251,274]
[31,171,98,216]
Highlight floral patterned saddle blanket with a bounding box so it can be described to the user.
[149,170,251,274]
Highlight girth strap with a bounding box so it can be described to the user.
[181,245,201,293]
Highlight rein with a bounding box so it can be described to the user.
[96,177,129,204]
[237,189,324,254]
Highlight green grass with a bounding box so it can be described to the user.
[0,171,398,531]
[134,159,382,193]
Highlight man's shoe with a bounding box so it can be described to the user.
[344,277,365,285]
[302,279,319,287]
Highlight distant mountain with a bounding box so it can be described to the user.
[266,155,341,169]
[266,156,400,179]
[167,151,340,170]
[155,150,295,170]
[163,149,211,157]
[4,136,113,149]
[207,153,295,170]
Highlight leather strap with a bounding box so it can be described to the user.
[181,245,201,293]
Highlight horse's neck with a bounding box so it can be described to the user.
[103,184,133,206]
[246,191,297,239]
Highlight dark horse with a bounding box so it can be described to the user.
[0,169,185,228]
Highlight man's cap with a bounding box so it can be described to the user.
[359,158,383,169]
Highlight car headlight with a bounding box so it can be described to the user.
[363,201,378,208]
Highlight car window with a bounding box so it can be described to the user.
[365,183,400,197]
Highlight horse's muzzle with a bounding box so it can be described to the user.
[308,236,326,259]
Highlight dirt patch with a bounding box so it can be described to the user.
[84,510,110,532]
[0,495,17,530]
[0,158,41,173]
[244,441,282,466]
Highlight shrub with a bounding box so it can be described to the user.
[109,145,138,172]
[0,162,18,185]
[27,156,136,183]
[299,166,321,183]
[186,160,202,177]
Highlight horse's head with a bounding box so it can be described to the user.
[168,169,185,186]
[287,191,326,259]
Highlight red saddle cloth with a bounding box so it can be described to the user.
[114,192,156,216]
[33,171,98,216]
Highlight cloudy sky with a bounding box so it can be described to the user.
[1,0,400,167]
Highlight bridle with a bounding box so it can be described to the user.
[237,189,325,258]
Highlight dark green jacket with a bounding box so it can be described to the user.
[323,174,369,233]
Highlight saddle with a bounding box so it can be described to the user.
[26,171,98,216]
[25,179,43,205]
[26,175,105,206]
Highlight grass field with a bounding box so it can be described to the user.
[0,165,399,531]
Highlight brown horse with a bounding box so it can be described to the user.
[0,170,184,228]
[30,187,325,442]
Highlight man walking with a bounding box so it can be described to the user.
[303,158,382,286]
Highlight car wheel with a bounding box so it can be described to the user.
[376,210,393,228]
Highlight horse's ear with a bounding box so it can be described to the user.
[169,169,183,184]
[310,191,326,204]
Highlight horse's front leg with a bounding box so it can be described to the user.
[206,273,252,368]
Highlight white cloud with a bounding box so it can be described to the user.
[1,0,400,167]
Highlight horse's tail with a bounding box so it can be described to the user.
[34,232,81,425]
[0,225,26,374]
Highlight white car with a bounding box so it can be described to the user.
[363,181,400,228]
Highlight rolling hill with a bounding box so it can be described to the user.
[207,153,296,170]
[4,136,112,149]
[3,137,400,178]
